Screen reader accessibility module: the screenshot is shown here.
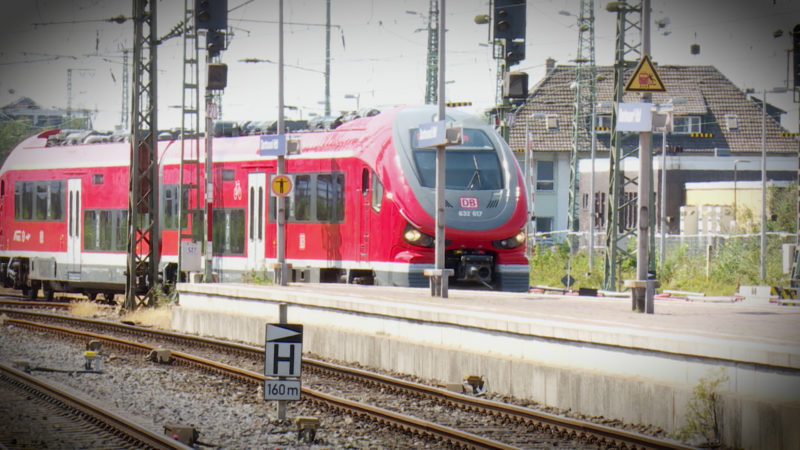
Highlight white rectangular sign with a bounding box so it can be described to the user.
[265,324,303,377]
[617,102,653,132]
[264,379,301,401]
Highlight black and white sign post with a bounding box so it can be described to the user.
[265,304,302,419]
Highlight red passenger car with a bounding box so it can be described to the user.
[0,106,530,300]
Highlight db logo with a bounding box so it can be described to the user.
[459,197,479,209]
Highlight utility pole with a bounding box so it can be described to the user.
[567,0,597,250]
[324,0,331,115]
[425,0,440,104]
[603,0,642,291]
[125,0,159,310]
[121,49,129,129]
[633,0,654,313]
[178,0,203,280]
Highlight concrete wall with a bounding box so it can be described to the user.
[173,284,800,449]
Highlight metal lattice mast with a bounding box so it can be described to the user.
[178,0,203,278]
[603,0,641,291]
[425,0,439,104]
[568,0,597,234]
[125,0,159,310]
[121,49,129,129]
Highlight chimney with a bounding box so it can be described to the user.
[545,58,556,75]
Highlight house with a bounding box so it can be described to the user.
[0,97,92,129]
[508,64,798,242]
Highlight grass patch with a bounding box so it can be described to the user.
[120,306,173,330]
[69,300,106,318]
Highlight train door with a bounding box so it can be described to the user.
[247,172,266,271]
[67,178,82,279]
[359,168,371,262]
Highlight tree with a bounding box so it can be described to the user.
[0,119,41,168]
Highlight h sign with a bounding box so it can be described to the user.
[265,324,303,377]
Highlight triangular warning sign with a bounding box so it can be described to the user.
[625,55,666,92]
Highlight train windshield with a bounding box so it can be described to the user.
[409,128,503,190]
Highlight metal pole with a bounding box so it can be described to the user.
[634,0,654,313]
[324,0,331,116]
[659,130,666,269]
[589,110,597,268]
[760,88,767,283]
[204,88,214,282]
[276,0,288,286]
[525,117,532,258]
[433,0,448,298]
[277,303,287,419]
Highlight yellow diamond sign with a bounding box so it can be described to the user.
[625,54,666,92]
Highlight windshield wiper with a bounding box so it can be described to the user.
[467,155,482,190]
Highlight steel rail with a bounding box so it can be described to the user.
[2,309,690,449]
[0,363,192,449]
[5,318,514,449]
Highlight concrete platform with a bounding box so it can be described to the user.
[173,282,800,449]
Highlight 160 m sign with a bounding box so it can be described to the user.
[264,379,301,400]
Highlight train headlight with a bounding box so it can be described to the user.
[492,230,526,249]
[403,224,434,247]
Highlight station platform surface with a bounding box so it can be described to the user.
[177,282,800,369]
[175,282,800,448]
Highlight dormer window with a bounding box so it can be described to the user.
[595,114,612,133]
[673,116,701,134]
[725,114,739,131]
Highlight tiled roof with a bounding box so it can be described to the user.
[509,65,798,155]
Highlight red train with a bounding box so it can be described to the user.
[0,105,530,300]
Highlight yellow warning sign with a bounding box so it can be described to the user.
[271,174,293,197]
[625,55,666,92]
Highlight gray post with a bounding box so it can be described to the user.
[660,129,666,269]
[634,0,654,313]
[204,90,214,282]
[432,0,449,298]
[589,110,597,268]
[277,303,287,419]
[760,88,767,283]
[276,0,288,286]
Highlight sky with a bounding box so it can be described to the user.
[1,0,799,132]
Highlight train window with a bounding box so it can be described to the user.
[413,150,503,190]
[68,193,73,235]
[371,172,383,212]
[114,210,128,251]
[361,169,369,197]
[13,181,64,221]
[258,187,263,240]
[222,169,235,181]
[163,185,179,230]
[0,180,4,197]
[93,174,104,185]
[49,181,63,220]
[84,211,99,250]
[212,208,245,255]
[294,175,311,221]
[316,173,344,222]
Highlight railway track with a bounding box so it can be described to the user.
[0,362,191,449]
[0,306,690,449]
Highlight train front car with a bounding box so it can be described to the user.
[387,106,530,292]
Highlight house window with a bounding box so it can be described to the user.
[93,174,104,184]
[725,114,739,131]
[673,116,701,134]
[536,217,553,233]
[545,114,558,130]
[596,114,612,133]
[536,161,554,191]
